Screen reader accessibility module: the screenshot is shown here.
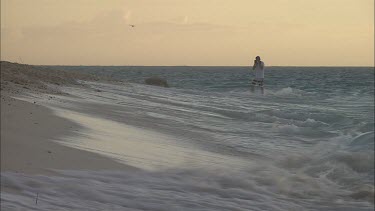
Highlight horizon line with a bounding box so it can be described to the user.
[1,60,374,68]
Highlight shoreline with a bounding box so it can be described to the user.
[1,61,373,210]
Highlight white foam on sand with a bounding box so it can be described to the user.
[52,108,248,171]
[2,164,373,211]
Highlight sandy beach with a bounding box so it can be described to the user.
[1,62,134,175]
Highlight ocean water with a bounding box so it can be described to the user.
[2,66,374,210]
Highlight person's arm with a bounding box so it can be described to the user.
[260,62,264,70]
[252,60,257,70]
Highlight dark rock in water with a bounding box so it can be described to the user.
[144,77,169,88]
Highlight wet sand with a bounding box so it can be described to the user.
[1,62,135,175]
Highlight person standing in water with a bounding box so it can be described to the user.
[251,56,265,94]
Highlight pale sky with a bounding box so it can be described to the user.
[1,0,374,66]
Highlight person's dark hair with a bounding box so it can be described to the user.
[256,56,261,60]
